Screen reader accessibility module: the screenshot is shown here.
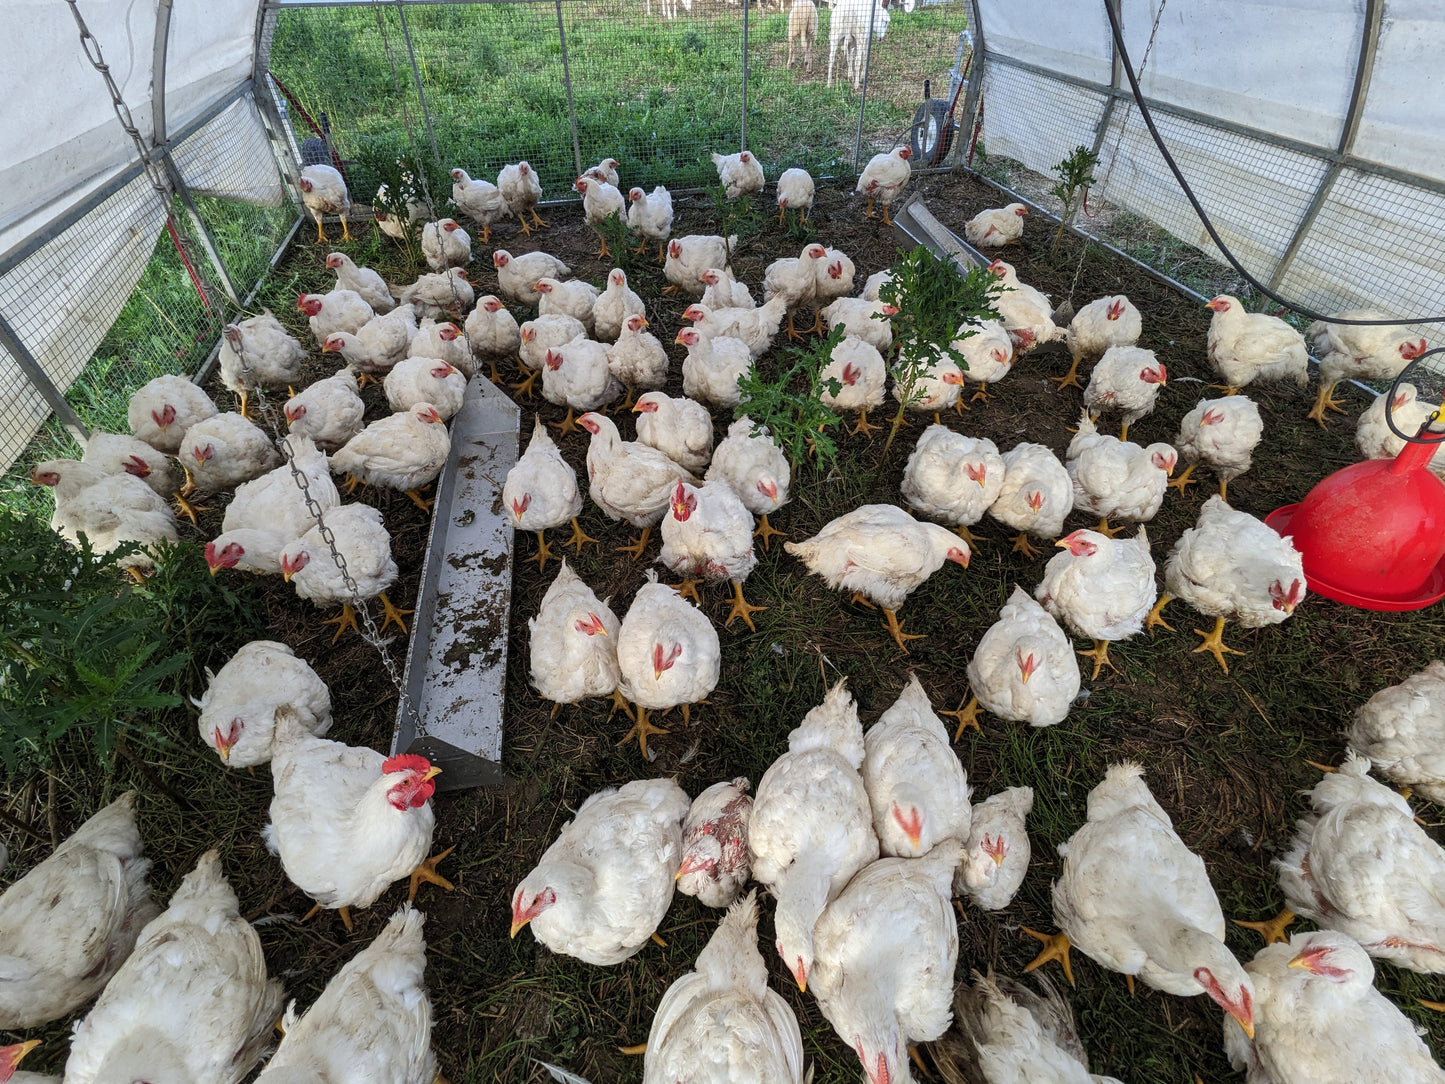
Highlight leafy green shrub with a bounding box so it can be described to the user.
[736,323,846,475]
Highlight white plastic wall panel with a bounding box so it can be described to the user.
[976,0,1112,82]
[1354,0,1445,178]
[979,62,1109,181]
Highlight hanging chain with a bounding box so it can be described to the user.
[1065,0,1169,303]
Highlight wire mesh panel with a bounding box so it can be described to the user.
[979,60,1108,182]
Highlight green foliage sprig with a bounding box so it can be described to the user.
[736,323,847,474]
[708,183,763,265]
[1049,144,1100,254]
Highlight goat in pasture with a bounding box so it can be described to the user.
[788,0,819,73]
[828,0,891,90]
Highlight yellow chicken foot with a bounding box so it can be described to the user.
[531,209,548,229]
[1167,463,1197,496]
[786,310,804,342]
[864,196,877,219]
[488,358,505,384]
[1417,999,1445,1014]
[1050,357,1084,390]
[510,369,539,399]
[850,591,877,609]
[1235,908,1295,946]
[657,241,668,262]
[617,704,669,760]
[1306,381,1346,427]
[724,580,767,632]
[1094,518,1124,538]
[480,223,492,245]
[315,218,328,244]
[674,579,701,604]
[613,389,635,415]
[173,490,206,527]
[124,566,149,585]
[1145,592,1174,633]
[528,530,553,571]
[651,931,668,947]
[404,487,436,512]
[942,697,981,742]
[341,474,363,495]
[594,234,611,260]
[1209,384,1241,396]
[1077,639,1119,680]
[953,524,982,547]
[324,603,360,643]
[548,408,580,437]
[620,1043,648,1056]
[566,517,598,551]
[851,409,880,437]
[1193,615,1243,673]
[884,608,924,654]
[355,372,375,389]
[1011,532,1042,558]
[810,309,827,335]
[340,216,352,242]
[616,524,653,560]
[882,204,896,226]
[517,217,534,237]
[608,689,635,721]
[971,387,991,403]
[379,593,414,635]
[408,845,456,902]
[754,513,784,550]
[1022,927,1075,986]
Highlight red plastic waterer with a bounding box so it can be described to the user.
[1266,432,1445,611]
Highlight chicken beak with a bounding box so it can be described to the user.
[631,401,645,412]
[509,917,530,939]
[422,765,443,782]
[1232,1010,1255,1041]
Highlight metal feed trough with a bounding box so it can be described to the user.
[391,375,519,791]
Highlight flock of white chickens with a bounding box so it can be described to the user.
[6,144,1445,1084]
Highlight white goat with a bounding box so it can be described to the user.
[828,0,891,90]
[788,0,819,73]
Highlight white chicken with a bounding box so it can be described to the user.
[1348,660,1445,804]
[384,356,466,419]
[1083,346,1167,440]
[705,415,792,547]
[659,479,764,629]
[255,905,436,1084]
[579,412,698,559]
[776,166,815,222]
[763,243,826,340]
[585,157,621,187]
[516,313,587,398]
[491,248,571,307]
[542,338,621,433]
[810,246,857,331]
[987,259,1065,353]
[505,416,589,565]
[786,503,970,652]
[1206,295,1309,393]
[676,327,751,410]
[528,558,620,708]
[300,163,350,242]
[279,502,404,639]
[1021,764,1256,1041]
[498,160,545,233]
[0,793,157,1029]
[819,334,887,435]
[936,971,1125,1084]
[195,640,331,768]
[62,849,283,1084]
[1271,753,1445,972]
[811,842,964,1084]
[421,217,471,271]
[684,298,787,360]
[536,275,601,334]
[449,167,510,242]
[893,347,964,421]
[861,269,895,302]
[127,373,217,454]
[901,426,1004,543]
[987,441,1074,557]
[711,149,765,200]
[327,251,395,313]
[749,678,879,992]
[965,202,1029,248]
[1035,527,1156,678]
[217,311,307,418]
[676,778,753,909]
[1307,310,1427,426]
[699,266,755,310]
[821,295,896,354]
[267,716,448,929]
[1356,382,1444,468]
[958,787,1034,911]
[79,431,176,500]
[627,185,674,260]
[642,891,807,1084]
[574,174,626,258]
[1061,294,1144,390]
[30,459,178,573]
[963,587,1080,733]
[464,295,521,381]
[416,314,474,374]
[1173,394,1264,501]
[1066,413,1176,532]
[321,303,419,380]
[665,234,735,296]
[955,317,1016,402]
[608,314,668,402]
[862,673,972,858]
[593,268,646,343]
[330,403,450,510]
[179,411,279,496]
[298,288,372,344]
[209,434,338,576]
[614,574,721,755]
[398,268,473,322]
[510,778,689,963]
[1224,930,1445,1084]
[633,391,713,474]
[1151,496,1306,672]
[855,146,913,224]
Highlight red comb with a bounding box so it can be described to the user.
[382,753,432,776]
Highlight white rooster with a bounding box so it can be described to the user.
[593,268,646,343]
[79,431,176,501]
[901,426,1004,544]
[987,442,1075,558]
[633,391,713,474]
[420,217,470,271]
[962,586,1081,733]
[383,356,466,420]
[30,459,178,575]
[711,149,765,200]
[284,368,365,451]
[676,778,753,909]
[127,373,217,454]
[1205,295,1308,393]
[608,315,668,404]
[958,787,1034,911]
[449,168,510,243]
[854,146,912,225]
[579,412,698,560]
[1035,528,1156,679]
[528,559,621,711]
[330,402,450,510]
[955,317,1016,403]
[1173,394,1264,502]
[492,249,571,308]
[195,640,331,768]
[279,502,404,640]
[665,235,736,297]
[776,166,815,222]
[676,327,751,410]
[964,202,1028,248]
[1066,413,1175,533]
[1061,295,1142,390]
[505,416,589,567]
[218,311,308,419]
[1082,346,1167,441]
[987,259,1064,353]
[574,175,626,258]
[819,334,887,436]
[499,160,545,233]
[541,338,620,434]
[516,313,587,398]
[327,251,395,313]
[1307,310,1427,426]
[705,415,792,548]
[627,185,674,261]
[179,412,280,495]
[659,480,765,630]
[1348,660,1445,805]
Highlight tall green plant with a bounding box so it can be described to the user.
[1049,145,1100,254]
[878,247,1002,455]
[708,184,763,265]
[736,324,846,475]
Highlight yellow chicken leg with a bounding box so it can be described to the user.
[851,408,880,437]
[315,217,328,245]
[404,487,435,512]
[754,513,784,549]
[1050,356,1084,390]
[617,705,669,760]
[1145,592,1174,633]
[724,580,767,631]
[340,214,352,242]
[528,530,553,571]
[548,408,580,437]
[566,517,598,551]
[1022,927,1075,987]
[1306,381,1346,427]
[1168,462,1197,496]
[1235,908,1295,946]
[1077,639,1119,680]
[1193,615,1243,673]
[1011,532,1041,558]
[323,603,360,643]
[941,697,981,741]
[510,369,539,399]
[531,209,548,229]
[378,593,414,635]
[408,846,456,902]
[883,608,924,654]
[616,524,653,560]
